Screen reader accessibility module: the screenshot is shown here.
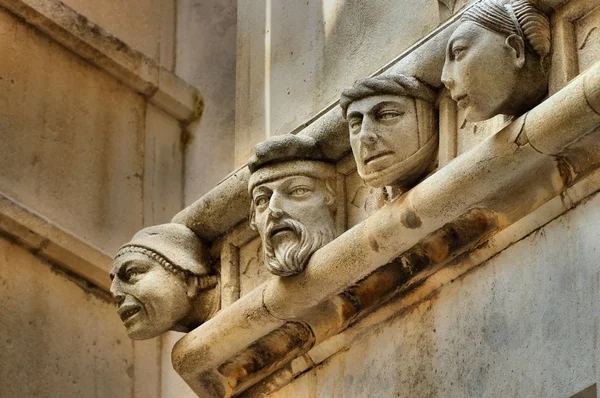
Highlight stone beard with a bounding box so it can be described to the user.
[262,213,337,276]
[248,157,338,276]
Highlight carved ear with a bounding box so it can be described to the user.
[186,276,200,299]
[505,34,526,69]
[249,208,257,231]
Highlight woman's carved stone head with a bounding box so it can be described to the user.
[110,224,219,339]
[340,74,438,189]
[441,0,551,122]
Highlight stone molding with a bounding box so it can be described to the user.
[0,0,203,125]
[0,193,113,290]
[172,0,571,242]
[172,59,600,396]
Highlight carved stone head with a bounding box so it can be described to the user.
[340,74,438,189]
[248,135,338,276]
[110,223,219,340]
[441,0,551,122]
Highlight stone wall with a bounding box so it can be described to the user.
[0,0,202,395]
[0,236,141,398]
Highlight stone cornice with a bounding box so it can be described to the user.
[0,193,112,291]
[0,0,202,124]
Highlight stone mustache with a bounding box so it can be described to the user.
[110,0,552,341]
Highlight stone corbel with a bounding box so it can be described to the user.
[172,62,600,397]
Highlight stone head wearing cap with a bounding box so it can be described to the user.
[110,223,219,340]
[340,74,438,190]
[248,135,338,276]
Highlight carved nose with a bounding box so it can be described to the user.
[360,131,377,144]
[268,195,284,219]
[441,63,454,90]
[110,279,126,306]
[359,120,378,145]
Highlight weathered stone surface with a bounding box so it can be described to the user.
[60,0,166,63]
[272,190,600,397]
[576,4,600,73]
[0,7,144,254]
[144,104,184,226]
[239,237,272,297]
[176,0,237,204]
[0,237,135,398]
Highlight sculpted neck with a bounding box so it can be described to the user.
[173,281,221,333]
[501,56,548,117]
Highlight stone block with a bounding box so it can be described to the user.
[59,0,166,61]
[143,104,184,226]
[0,237,134,398]
[0,8,145,254]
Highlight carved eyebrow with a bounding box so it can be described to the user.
[346,110,364,120]
[252,186,272,198]
[110,260,133,280]
[372,100,408,111]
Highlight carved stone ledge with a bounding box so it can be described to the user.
[0,0,202,124]
[0,192,112,290]
[172,61,600,396]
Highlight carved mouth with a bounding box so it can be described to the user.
[118,305,141,323]
[269,226,295,239]
[453,94,468,107]
[364,151,394,165]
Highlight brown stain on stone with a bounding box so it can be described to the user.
[219,322,315,394]
[401,210,422,229]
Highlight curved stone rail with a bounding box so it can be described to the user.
[172,62,600,397]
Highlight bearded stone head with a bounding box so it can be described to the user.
[248,135,338,276]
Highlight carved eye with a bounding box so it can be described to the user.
[124,267,143,282]
[290,187,310,196]
[348,118,362,131]
[379,110,403,120]
[254,196,269,207]
[452,46,466,60]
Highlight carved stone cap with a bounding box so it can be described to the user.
[248,135,337,193]
[339,74,437,118]
[115,223,211,276]
[248,135,333,172]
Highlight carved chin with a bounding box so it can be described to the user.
[122,311,162,340]
[360,135,438,189]
[263,220,336,276]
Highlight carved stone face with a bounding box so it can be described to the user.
[110,252,192,340]
[347,94,435,188]
[251,174,337,276]
[442,22,523,122]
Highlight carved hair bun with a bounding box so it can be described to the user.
[512,0,551,58]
